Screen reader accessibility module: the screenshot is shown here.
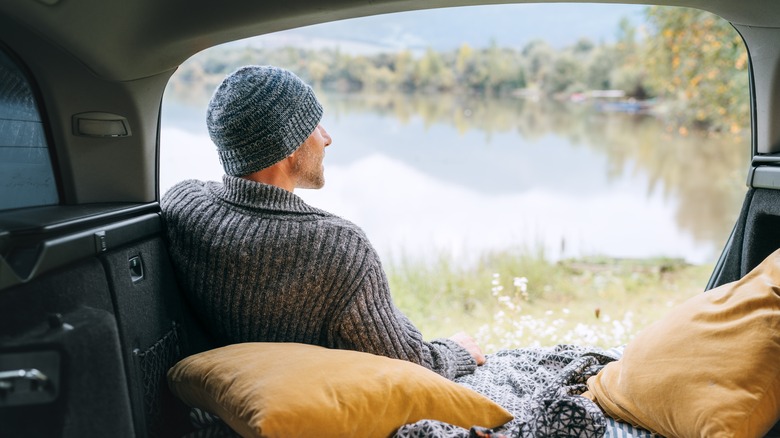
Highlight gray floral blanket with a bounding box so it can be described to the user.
[394,345,620,438]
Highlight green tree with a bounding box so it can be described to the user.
[414,48,454,91]
[644,6,749,133]
[572,37,595,57]
[545,54,583,95]
[484,41,524,95]
[610,17,650,98]
[521,39,554,89]
[585,45,619,90]
[394,50,416,91]
[455,43,474,78]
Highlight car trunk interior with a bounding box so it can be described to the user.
[3,1,780,436]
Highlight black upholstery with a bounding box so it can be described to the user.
[707,187,780,289]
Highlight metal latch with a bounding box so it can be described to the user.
[0,351,59,406]
[0,368,50,394]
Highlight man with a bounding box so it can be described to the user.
[161,65,483,380]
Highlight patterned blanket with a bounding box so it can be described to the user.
[394,345,620,438]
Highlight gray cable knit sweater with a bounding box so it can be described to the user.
[161,175,476,380]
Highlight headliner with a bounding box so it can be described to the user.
[1,0,776,82]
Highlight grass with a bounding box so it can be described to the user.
[386,247,713,353]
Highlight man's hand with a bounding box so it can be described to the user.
[449,331,486,365]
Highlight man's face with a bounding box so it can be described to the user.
[293,124,332,189]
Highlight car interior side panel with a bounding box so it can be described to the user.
[0,214,215,437]
[708,187,780,290]
[100,233,215,438]
[0,256,135,437]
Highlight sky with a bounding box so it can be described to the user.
[250,3,648,53]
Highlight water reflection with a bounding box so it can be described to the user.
[160,93,749,265]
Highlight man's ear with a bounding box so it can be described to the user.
[277,153,301,183]
[282,150,298,170]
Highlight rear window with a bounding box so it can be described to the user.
[161,4,750,350]
[0,48,58,210]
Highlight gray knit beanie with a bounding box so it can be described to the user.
[207,65,324,176]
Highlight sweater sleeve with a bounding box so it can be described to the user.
[335,261,477,380]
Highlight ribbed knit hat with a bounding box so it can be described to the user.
[207,65,323,176]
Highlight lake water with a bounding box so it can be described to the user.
[160,93,750,266]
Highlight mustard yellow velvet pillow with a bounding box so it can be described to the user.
[168,342,513,438]
[584,248,780,438]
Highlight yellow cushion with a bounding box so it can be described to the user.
[584,248,780,438]
[167,342,513,438]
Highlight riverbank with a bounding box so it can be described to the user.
[387,249,712,352]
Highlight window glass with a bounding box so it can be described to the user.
[0,48,58,210]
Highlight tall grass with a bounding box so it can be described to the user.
[387,248,712,353]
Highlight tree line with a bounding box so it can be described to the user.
[169,6,749,134]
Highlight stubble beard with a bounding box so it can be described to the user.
[293,144,325,189]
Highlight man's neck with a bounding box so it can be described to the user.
[243,164,295,192]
